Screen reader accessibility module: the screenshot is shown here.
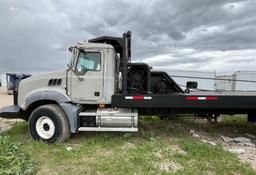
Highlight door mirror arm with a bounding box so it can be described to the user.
[67,64,84,81]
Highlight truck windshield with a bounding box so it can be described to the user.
[77,52,101,71]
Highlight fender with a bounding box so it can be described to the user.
[21,89,80,133]
[21,89,71,111]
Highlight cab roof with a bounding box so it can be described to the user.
[74,42,115,50]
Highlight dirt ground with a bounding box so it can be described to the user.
[0,87,21,133]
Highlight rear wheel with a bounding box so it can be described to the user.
[154,80,169,94]
[206,113,219,124]
[28,104,71,144]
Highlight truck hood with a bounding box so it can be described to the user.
[18,70,67,106]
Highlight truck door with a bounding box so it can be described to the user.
[70,50,104,103]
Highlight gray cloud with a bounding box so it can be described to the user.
[0,0,256,73]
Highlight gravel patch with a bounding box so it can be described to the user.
[0,87,21,133]
[190,128,256,170]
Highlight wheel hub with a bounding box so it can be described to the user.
[43,123,50,131]
[35,116,55,139]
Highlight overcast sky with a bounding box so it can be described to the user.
[0,0,256,74]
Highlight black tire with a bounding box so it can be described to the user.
[28,104,71,144]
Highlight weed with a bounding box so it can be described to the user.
[0,135,37,175]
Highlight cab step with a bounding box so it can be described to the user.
[78,127,138,132]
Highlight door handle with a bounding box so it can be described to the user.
[94,92,100,96]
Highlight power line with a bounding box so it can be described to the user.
[178,84,221,92]
[171,75,256,83]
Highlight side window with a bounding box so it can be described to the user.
[77,52,101,71]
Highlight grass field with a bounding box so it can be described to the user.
[1,116,256,175]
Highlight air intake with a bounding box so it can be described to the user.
[48,79,62,86]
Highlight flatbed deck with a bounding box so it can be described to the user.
[112,91,256,114]
[189,91,256,96]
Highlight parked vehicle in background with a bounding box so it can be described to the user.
[166,70,216,91]
[6,73,31,95]
[234,71,256,91]
[215,71,256,91]
[215,74,235,91]
[0,73,7,87]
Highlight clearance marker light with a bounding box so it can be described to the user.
[125,96,152,100]
[186,96,218,101]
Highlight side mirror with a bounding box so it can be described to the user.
[186,81,198,89]
[77,66,87,75]
[67,46,75,68]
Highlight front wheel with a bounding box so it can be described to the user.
[28,104,71,144]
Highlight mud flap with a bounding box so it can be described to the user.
[0,105,21,119]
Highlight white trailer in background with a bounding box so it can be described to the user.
[165,70,216,91]
[215,74,235,91]
[234,71,256,91]
[215,71,256,91]
[0,73,7,87]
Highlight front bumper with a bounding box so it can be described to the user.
[0,105,21,119]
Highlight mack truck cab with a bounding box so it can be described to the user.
[0,31,182,143]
